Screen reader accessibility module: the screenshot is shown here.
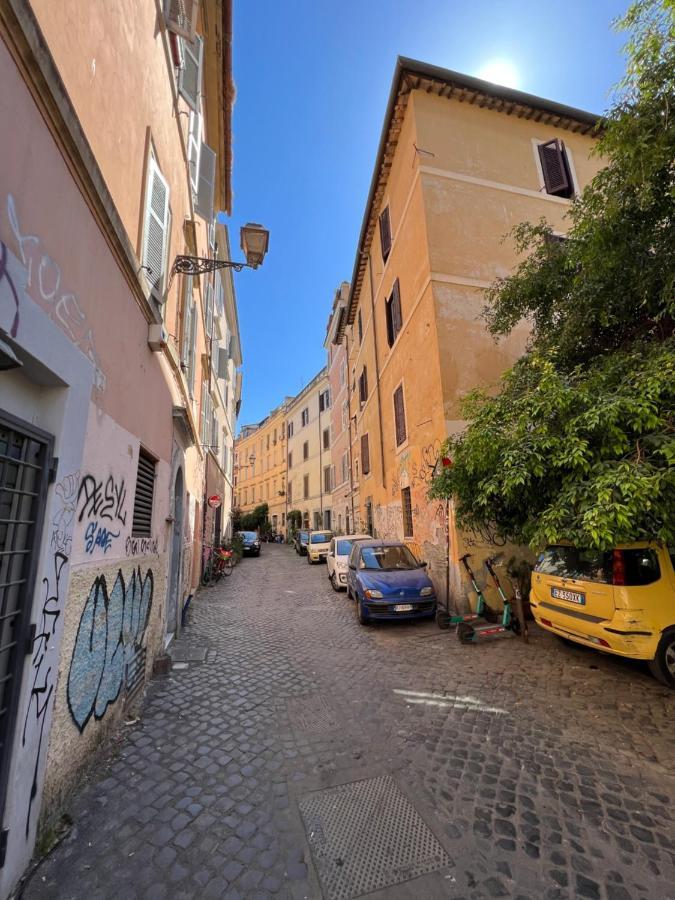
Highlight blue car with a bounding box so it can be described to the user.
[346,540,437,625]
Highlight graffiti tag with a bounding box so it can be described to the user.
[77,473,127,525]
[125,536,159,557]
[84,521,120,555]
[67,567,153,732]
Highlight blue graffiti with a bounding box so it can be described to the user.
[67,567,153,732]
[84,520,120,555]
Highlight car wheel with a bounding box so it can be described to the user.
[356,598,369,626]
[436,609,451,630]
[648,629,675,688]
[307,554,312,565]
[330,572,340,592]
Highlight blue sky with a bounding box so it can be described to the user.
[225,0,628,428]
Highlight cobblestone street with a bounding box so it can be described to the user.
[26,545,674,900]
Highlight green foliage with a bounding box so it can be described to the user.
[287,509,302,535]
[430,0,675,550]
[223,532,244,559]
[238,503,269,532]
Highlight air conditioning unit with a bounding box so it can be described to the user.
[148,323,168,352]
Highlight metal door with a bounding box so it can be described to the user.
[0,412,53,850]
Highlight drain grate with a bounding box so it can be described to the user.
[287,694,340,733]
[299,774,449,899]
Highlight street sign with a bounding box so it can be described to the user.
[208,495,222,509]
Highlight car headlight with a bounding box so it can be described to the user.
[420,587,433,596]
[364,589,383,599]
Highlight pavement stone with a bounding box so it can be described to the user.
[24,544,675,899]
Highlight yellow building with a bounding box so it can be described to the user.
[234,401,289,535]
[337,59,601,606]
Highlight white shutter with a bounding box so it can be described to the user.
[204,283,214,338]
[195,142,216,222]
[181,277,193,363]
[187,111,201,191]
[164,0,198,41]
[179,35,203,111]
[142,157,170,299]
[187,302,197,397]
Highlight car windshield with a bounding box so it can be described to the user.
[239,532,257,541]
[336,540,353,555]
[310,532,332,544]
[360,545,418,571]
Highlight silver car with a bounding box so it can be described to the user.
[326,534,371,590]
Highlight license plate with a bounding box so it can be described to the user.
[552,587,585,605]
[394,604,413,612]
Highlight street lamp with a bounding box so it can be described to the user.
[169,222,270,282]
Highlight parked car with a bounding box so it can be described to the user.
[347,540,437,625]
[294,530,309,555]
[530,543,675,687]
[307,530,334,564]
[236,530,261,557]
[327,534,371,590]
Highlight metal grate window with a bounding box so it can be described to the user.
[132,449,156,537]
[401,487,413,538]
[0,413,52,831]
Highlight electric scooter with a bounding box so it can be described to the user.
[456,554,517,644]
[437,553,496,629]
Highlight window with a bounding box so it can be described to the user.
[324,510,332,529]
[141,154,170,301]
[340,362,346,386]
[164,0,199,41]
[319,389,330,412]
[200,381,213,445]
[401,487,413,538]
[537,139,574,198]
[288,451,293,468]
[194,141,216,223]
[361,434,370,475]
[132,448,156,537]
[204,282,214,338]
[251,486,255,502]
[385,279,402,347]
[266,434,270,451]
[178,34,203,112]
[358,367,368,406]
[341,453,348,484]
[365,499,373,535]
[301,408,309,427]
[379,205,392,262]
[287,482,293,504]
[222,432,228,473]
[357,309,363,344]
[303,441,309,461]
[187,109,201,191]
[393,384,407,446]
[287,420,294,438]
[342,401,348,431]
[323,466,332,493]
[303,474,309,499]
[323,428,330,450]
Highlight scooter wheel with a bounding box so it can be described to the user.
[436,610,451,630]
[457,623,475,644]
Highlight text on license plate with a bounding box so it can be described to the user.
[394,604,413,612]
[551,587,585,605]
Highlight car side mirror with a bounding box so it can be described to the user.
[419,561,428,568]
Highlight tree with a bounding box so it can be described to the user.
[430,0,674,550]
[238,503,269,532]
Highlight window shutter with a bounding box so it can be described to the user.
[385,296,394,347]
[179,35,203,112]
[217,346,229,380]
[538,139,572,197]
[357,309,363,344]
[142,158,170,300]
[379,206,392,262]
[204,283,214,338]
[187,302,197,396]
[392,279,402,338]
[181,277,193,364]
[394,385,407,446]
[361,434,370,475]
[195,142,216,222]
[187,111,201,190]
[164,0,198,41]
[132,450,156,537]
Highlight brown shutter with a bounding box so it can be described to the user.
[394,385,407,446]
[363,366,368,400]
[538,139,572,197]
[392,279,402,339]
[361,434,370,475]
[357,309,363,343]
[132,450,156,537]
[379,206,392,262]
[385,296,394,347]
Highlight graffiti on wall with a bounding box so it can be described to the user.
[126,536,159,557]
[84,522,120,555]
[22,473,80,837]
[5,194,105,391]
[67,567,153,733]
[77,473,127,525]
[0,241,20,337]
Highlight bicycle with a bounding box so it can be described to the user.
[201,546,234,586]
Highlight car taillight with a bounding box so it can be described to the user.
[612,549,625,586]
[541,617,552,627]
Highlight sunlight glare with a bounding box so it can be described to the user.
[476,59,521,89]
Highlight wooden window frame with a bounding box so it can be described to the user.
[393,383,407,447]
[379,205,392,262]
[385,279,402,348]
[401,487,413,538]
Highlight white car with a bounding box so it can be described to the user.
[326,534,371,591]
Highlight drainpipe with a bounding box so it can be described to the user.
[365,253,387,493]
[318,396,324,528]
[344,332,356,531]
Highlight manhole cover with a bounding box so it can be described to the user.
[287,694,340,733]
[299,774,449,899]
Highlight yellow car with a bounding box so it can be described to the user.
[530,543,675,687]
[306,530,333,564]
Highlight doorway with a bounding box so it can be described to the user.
[166,466,184,639]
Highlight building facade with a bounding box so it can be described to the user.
[337,59,601,608]
[234,402,289,536]
[0,0,237,891]
[285,370,332,532]
[324,284,355,535]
